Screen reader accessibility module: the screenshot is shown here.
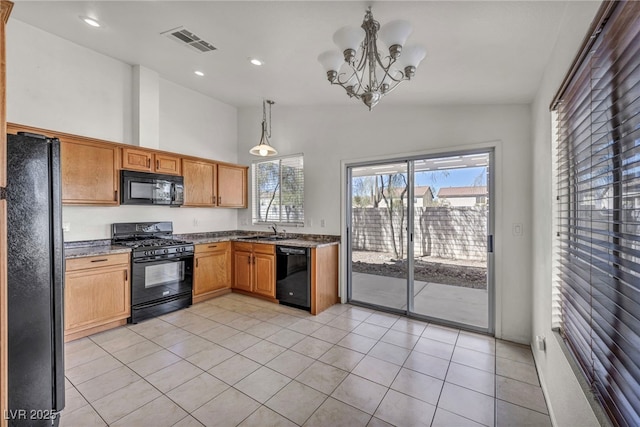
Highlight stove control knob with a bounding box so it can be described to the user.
[144,251,149,256]
[164,249,169,254]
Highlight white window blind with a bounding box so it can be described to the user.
[252,154,304,225]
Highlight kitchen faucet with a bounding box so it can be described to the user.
[270,223,279,235]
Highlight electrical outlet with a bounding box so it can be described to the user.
[62,222,70,232]
[240,218,248,226]
[306,219,313,227]
[320,219,326,228]
[193,218,199,227]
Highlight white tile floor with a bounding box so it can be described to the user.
[61,294,551,427]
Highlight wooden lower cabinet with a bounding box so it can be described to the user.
[232,242,275,299]
[310,245,340,315]
[233,249,253,293]
[193,242,231,303]
[64,253,130,341]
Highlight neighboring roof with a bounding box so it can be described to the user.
[437,186,487,198]
[414,186,434,199]
[384,186,434,198]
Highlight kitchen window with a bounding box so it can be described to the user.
[252,154,304,225]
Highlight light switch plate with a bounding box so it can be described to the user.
[512,223,523,236]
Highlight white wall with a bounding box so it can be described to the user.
[6,20,133,143]
[530,1,601,426]
[159,79,237,163]
[237,104,532,343]
[6,20,240,241]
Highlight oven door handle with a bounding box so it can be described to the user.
[134,256,192,264]
[170,183,176,202]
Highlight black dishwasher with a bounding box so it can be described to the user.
[276,246,311,311]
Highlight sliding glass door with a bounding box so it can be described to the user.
[349,161,408,312]
[347,150,493,333]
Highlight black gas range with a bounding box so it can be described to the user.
[112,222,194,323]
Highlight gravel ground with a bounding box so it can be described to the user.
[351,250,487,289]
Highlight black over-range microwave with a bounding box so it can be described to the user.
[120,170,184,206]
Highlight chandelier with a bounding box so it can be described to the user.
[318,7,427,110]
[249,99,278,157]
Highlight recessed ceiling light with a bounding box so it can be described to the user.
[194,71,205,77]
[250,58,263,66]
[80,16,101,28]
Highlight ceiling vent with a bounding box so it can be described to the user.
[161,26,217,53]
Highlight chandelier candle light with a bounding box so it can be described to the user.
[318,7,427,110]
[249,99,278,157]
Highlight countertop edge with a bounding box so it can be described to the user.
[64,246,132,259]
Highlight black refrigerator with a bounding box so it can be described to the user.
[6,132,65,426]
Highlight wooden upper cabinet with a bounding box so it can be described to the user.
[122,147,181,176]
[182,159,216,207]
[61,139,119,205]
[121,147,152,172]
[154,153,181,175]
[7,123,119,205]
[217,164,247,208]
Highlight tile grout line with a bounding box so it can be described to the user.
[63,295,550,427]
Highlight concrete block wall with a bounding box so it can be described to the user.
[351,207,487,261]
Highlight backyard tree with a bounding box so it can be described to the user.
[378,173,408,259]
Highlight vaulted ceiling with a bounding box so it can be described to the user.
[11,1,591,108]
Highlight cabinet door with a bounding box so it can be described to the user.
[194,250,230,295]
[233,250,253,292]
[65,265,130,332]
[61,139,119,205]
[154,153,181,175]
[253,252,275,298]
[182,159,216,206]
[217,164,247,208]
[122,147,152,172]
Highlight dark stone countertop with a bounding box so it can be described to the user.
[63,231,340,259]
[64,244,131,259]
[176,231,340,248]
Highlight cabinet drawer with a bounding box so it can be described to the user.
[233,242,254,252]
[254,243,275,255]
[195,241,230,254]
[66,253,130,272]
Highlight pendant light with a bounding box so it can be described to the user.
[250,99,278,157]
